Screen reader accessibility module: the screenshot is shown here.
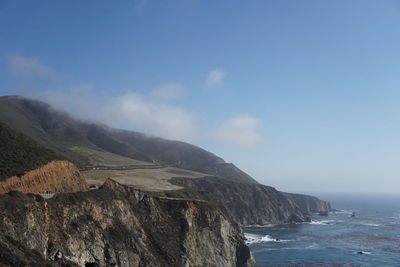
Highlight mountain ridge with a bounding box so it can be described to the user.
[0,95,257,184]
[0,95,334,225]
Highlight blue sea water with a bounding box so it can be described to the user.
[244,194,400,267]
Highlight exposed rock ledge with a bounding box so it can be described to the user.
[283,192,334,215]
[0,160,88,194]
[0,179,256,267]
[161,177,310,225]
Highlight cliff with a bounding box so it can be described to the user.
[283,192,333,215]
[0,179,256,267]
[0,161,88,194]
[161,177,310,225]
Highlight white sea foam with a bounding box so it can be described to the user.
[244,233,291,244]
[359,223,381,227]
[243,224,275,228]
[353,251,372,255]
[332,210,353,214]
[309,220,334,225]
[305,243,320,249]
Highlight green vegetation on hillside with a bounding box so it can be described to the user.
[0,121,63,181]
[0,96,258,184]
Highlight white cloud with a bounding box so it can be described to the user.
[211,116,263,147]
[18,84,100,121]
[206,68,225,87]
[13,56,263,147]
[20,88,198,142]
[150,83,184,100]
[103,93,197,141]
[7,54,55,78]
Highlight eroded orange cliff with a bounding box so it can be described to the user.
[0,160,88,194]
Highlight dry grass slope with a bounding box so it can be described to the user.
[0,161,88,194]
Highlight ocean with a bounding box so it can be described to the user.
[244,193,400,267]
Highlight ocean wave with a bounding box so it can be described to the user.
[305,243,320,249]
[332,210,353,214]
[353,251,372,255]
[251,243,321,252]
[244,233,291,244]
[359,223,381,227]
[243,224,275,228]
[309,220,335,225]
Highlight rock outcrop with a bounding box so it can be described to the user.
[162,177,310,225]
[0,179,256,267]
[0,161,88,194]
[283,192,333,215]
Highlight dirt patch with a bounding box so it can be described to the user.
[83,167,207,192]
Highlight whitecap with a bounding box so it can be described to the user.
[309,220,334,225]
[332,210,353,214]
[244,233,290,244]
[359,223,381,227]
[353,251,372,255]
[305,243,320,249]
[243,224,275,228]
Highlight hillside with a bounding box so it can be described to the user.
[0,160,88,194]
[0,121,63,181]
[0,95,335,226]
[0,96,257,184]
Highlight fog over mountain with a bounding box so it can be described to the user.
[2,1,400,266]
[1,0,400,193]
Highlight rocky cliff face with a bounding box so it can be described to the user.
[161,177,310,225]
[0,179,255,267]
[0,161,88,194]
[283,192,333,215]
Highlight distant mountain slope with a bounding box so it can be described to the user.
[163,177,309,225]
[283,192,335,215]
[0,96,258,184]
[0,121,63,181]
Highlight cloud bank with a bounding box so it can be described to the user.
[7,54,55,78]
[211,116,263,147]
[104,93,197,141]
[22,87,198,142]
[150,83,184,100]
[7,54,262,147]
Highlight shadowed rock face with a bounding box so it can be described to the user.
[283,192,334,215]
[0,161,88,194]
[0,179,256,267]
[160,177,310,225]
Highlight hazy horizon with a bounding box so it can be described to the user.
[1,0,400,193]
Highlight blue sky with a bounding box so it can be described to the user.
[1,0,400,193]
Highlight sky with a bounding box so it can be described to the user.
[1,0,400,193]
